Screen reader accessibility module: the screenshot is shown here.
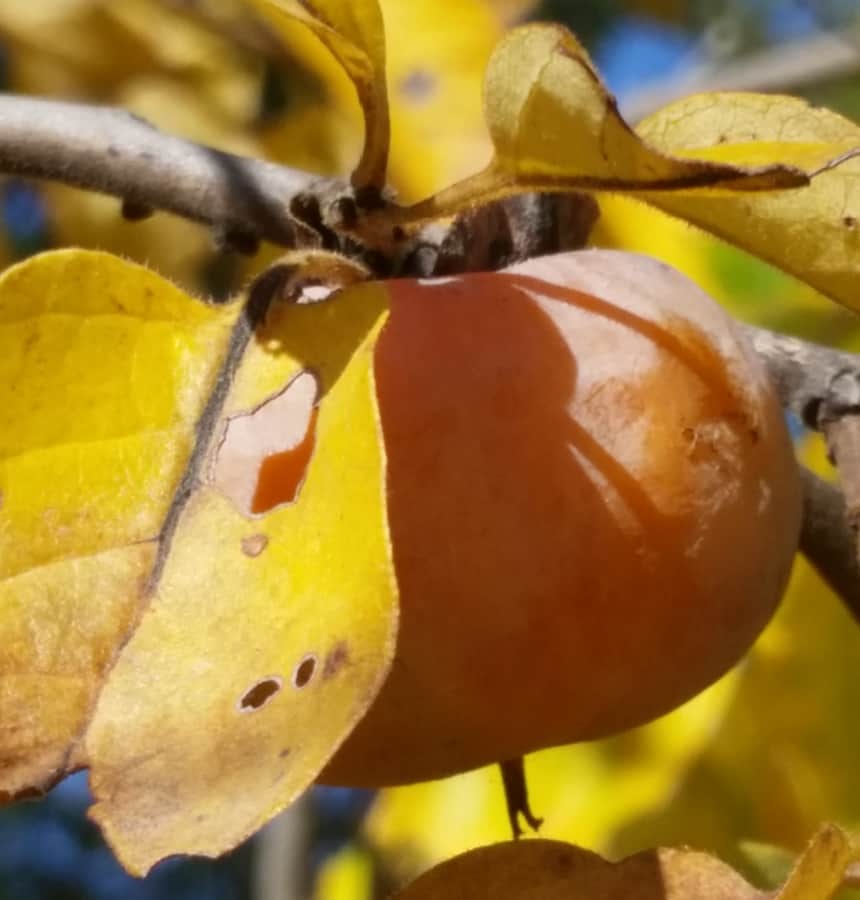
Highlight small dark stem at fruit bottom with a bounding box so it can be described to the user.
[499,758,543,839]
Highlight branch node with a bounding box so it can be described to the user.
[823,369,860,418]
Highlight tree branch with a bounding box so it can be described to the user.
[0,93,346,248]
[746,325,860,606]
[0,92,858,604]
[798,466,860,617]
[626,28,860,122]
[742,325,860,428]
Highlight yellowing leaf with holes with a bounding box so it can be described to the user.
[0,250,397,875]
[634,93,860,311]
[399,24,845,222]
[246,0,389,190]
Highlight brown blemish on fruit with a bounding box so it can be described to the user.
[211,370,319,516]
[238,677,283,712]
[241,533,269,557]
[323,642,350,679]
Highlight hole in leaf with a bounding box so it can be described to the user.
[299,284,335,304]
[239,677,283,712]
[250,402,319,514]
[292,655,317,689]
[241,533,269,557]
[212,370,320,516]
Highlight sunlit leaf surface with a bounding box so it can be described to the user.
[0,250,397,874]
[635,93,860,311]
[246,0,390,189]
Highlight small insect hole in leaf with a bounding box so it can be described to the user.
[239,677,283,712]
[299,284,335,304]
[293,655,318,688]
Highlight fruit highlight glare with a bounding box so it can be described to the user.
[322,249,802,786]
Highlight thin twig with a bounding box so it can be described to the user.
[798,466,860,615]
[745,325,860,602]
[742,325,860,428]
[820,414,860,575]
[498,758,543,839]
[0,94,345,248]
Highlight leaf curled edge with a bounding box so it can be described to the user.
[634,92,860,311]
[392,24,833,226]
[83,276,398,875]
[246,0,390,191]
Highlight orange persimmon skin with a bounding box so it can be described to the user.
[322,250,801,787]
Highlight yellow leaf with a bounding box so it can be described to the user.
[777,825,858,900]
[0,251,398,874]
[635,93,860,311]
[390,834,860,900]
[0,250,237,798]
[589,195,850,341]
[397,24,832,223]
[246,0,390,190]
[391,840,764,899]
[257,0,511,200]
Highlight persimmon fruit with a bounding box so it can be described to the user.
[322,249,801,786]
